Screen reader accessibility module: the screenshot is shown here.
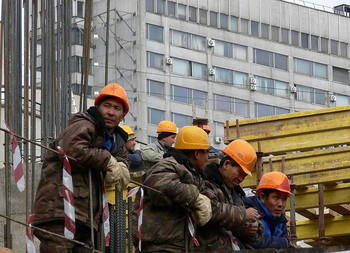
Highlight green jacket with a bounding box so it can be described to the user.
[132,149,206,253]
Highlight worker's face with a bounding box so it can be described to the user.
[124,138,136,152]
[162,134,177,148]
[192,150,209,172]
[260,191,289,217]
[98,98,125,133]
[220,160,247,188]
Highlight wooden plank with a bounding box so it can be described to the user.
[329,204,350,216]
[226,105,350,155]
[297,209,318,220]
[296,216,350,240]
[285,183,350,211]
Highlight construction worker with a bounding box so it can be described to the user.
[196,139,263,251]
[132,126,212,252]
[245,171,293,249]
[120,125,142,172]
[33,83,131,252]
[140,120,177,169]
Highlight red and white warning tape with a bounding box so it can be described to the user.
[101,175,110,246]
[26,214,36,253]
[57,146,76,239]
[3,121,25,192]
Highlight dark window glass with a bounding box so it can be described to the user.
[210,11,218,27]
[251,21,259,37]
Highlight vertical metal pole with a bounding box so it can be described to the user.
[256,141,263,186]
[281,156,285,173]
[105,0,110,86]
[318,184,326,246]
[269,157,273,172]
[89,170,95,250]
[289,176,298,246]
[225,120,230,143]
[235,119,240,139]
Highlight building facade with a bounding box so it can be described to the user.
[88,0,350,147]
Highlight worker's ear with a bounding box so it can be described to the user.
[259,192,266,203]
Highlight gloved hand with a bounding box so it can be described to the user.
[191,193,212,226]
[104,156,130,192]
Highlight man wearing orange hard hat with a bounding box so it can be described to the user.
[245,171,294,249]
[141,120,177,168]
[33,83,130,252]
[196,139,263,251]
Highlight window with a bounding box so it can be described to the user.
[77,1,84,18]
[70,56,92,73]
[220,14,229,30]
[189,6,197,22]
[147,24,163,42]
[233,71,248,88]
[172,58,190,76]
[294,58,327,79]
[281,28,289,44]
[230,16,238,32]
[71,27,84,45]
[215,67,248,88]
[178,4,186,20]
[335,94,350,106]
[147,52,163,70]
[291,30,299,46]
[241,19,249,34]
[331,40,338,55]
[170,30,206,51]
[214,40,232,58]
[167,1,176,17]
[254,49,288,70]
[311,35,318,51]
[147,79,164,97]
[199,9,207,25]
[192,62,207,78]
[214,94,249,116]
[210,11,218,27]
[262,24,270,40]
[314,63,327,79]
[214,121,225,137]
[148,136,157,143]
[321,37,328,53]
[156,0,165,14]
[172,113,192,128]
[333,67,349,84]
[146,0,154,12]
[148,108,164,124]
[271,26,279,41]
[301,33,309,49]
[234,44,248,61]
[296,85,327,105]
[256,76,288,97]
[171,85,207,106]
[251,21,259,37]
[340,42,348,57]
[255,103,289,117]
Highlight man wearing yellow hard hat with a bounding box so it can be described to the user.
[120,125,142,172]
[140,120,177,169]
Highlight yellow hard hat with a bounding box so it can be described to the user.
[120,125,136,140]
[222,139,257,176]
[174,126,210,150]
[157,120,177,134]
[94,83,129,114]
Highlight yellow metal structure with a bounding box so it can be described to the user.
[226,105,350,246]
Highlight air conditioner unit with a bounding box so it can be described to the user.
[250,84,257,91]
[290,86,297,93]
[166,57,173,65]
[249,77,256,84]
[330,95,337,102]
[207,38,216,47]
[214,136,223,144]
[208,68,216,76]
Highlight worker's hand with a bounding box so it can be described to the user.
[191,193,212,226]
[104,156,130,192]
[245,207,260,222]
[242,220,259,236]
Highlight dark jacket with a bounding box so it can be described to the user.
[128,149,143,172]
[196,162,262,252]
[245,195,290,249]
[132,148,207,253]
[33,106,129,230]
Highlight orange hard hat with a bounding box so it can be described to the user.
[202,125,211,134]
[94,83,129,114]
[256,171,292,195]
[157,120,177,134]
[222,139,257,176]
[120,125,136,140]
[174,126,210,150]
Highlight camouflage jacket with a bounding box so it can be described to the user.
[132,148,206,253]
[195,162,262,252]
[33,106,129,230]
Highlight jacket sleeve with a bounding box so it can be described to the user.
[143,161,199,210]
[202,181,246,231]
[128,150,142,167]
[141,142,163,163]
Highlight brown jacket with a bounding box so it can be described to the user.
[132,149,206,253]
[33,106,129,230]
